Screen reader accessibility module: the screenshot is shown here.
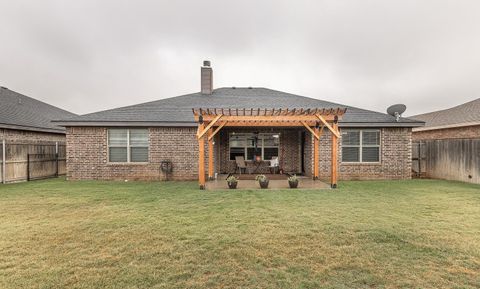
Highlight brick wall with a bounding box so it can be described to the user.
[337,127,412,180]
[66,127,200,181]
[412,125,480,141]
[305,127,412,180]
[0,128,65,143]
[217,128,302,174]
[66,126,412,181]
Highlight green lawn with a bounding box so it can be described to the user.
[0,179,479,289]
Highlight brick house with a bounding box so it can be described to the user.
[56,61,423,188]
[411,98,480,141]
[0,87,77,183]
[410,98,480,184]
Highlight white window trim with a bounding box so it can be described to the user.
[341,129,381,164]
[229,133,280,161]
[107,129,149,164]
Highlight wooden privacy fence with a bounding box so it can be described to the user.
[0,141,66,183]
[412,139,480,184]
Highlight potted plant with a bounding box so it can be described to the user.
[288,174,299,188]
[226,175,238,189]
[255,174,269,189]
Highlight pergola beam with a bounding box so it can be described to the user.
[198,123,206,189]
[197,114,223,139]
[300,121,320,140]
[199,114,338,122]
[315,114,340,138]
[314,125,320,179]
[208,121,227,141]
[331,122,339,188]
[208,128,214,180]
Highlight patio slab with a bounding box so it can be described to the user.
[206,174,330,190]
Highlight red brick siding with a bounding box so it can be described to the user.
[66,126,412,181]
[337,127,412,180]
[217,128,302,174]
[66,127,201,181]
[0,128,65,143]
[412,125,480,141]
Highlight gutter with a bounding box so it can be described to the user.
[0,123,66,134]
[53,120,425,128]
[412,121,480,132]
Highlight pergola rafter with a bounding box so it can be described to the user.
[193,107,347,190]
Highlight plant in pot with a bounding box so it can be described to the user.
[255,174,269,189]
[288,174,299,188]
[226,175,238,189]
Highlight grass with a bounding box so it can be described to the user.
[0,178,479,289]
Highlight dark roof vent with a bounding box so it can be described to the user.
[248,86,252,89]
[232,86,236,89]
[203,60,211,67]
[0,86,7,90]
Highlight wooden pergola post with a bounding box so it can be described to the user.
[208,128,214,180]
[198,123,206,189]
[331,122,338,188]
[313,126,320,180]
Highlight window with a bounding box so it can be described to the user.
[108,129,149,163]
[341,130,380,163]
[229,133,280,161]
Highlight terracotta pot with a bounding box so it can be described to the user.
[228,181,238,189]
[288,179,299,188]
[259,180,269,189]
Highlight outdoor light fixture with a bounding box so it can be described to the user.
[315,122,320,129]
[198,115,203,124]
[334,116,338,124]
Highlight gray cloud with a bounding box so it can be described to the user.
[0,0,479,115]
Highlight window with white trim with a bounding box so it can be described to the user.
[229,133,280,161]
[108,129,149,163]
[341,130,380,162]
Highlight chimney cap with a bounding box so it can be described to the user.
[203,60,211,67]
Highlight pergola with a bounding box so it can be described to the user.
[193,107,347,189]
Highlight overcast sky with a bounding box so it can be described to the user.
[0,0,479,116]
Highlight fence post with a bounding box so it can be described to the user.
[55,142,59,177]
[2,139,5,184]
[27,154,30,181]
[418,142,421,176]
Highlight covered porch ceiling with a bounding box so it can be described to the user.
[192,107,347,190]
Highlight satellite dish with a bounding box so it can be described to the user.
[387,104,407,122]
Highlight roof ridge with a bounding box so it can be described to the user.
[411,97,480,118]
[1,87,77,116]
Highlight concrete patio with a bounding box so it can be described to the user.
[205,174,330,190]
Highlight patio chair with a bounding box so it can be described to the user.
[235,156,250,174]
[268,156,280,174]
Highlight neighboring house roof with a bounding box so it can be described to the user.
[56,87,423,128]
[410,98,480,132]
[0,87,77,134]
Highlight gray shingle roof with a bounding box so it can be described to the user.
[410,98,480,130]
[0,87,77,133]
[57,87,423,127]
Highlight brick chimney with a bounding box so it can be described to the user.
[201,60,213,95]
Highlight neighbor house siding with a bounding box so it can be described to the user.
[412,125,480,141]
[66,127,201,181]
[0,128,65,143]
